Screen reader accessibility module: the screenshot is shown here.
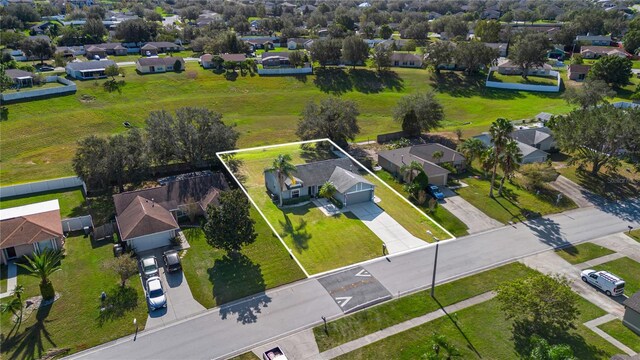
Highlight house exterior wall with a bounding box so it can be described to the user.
[537,137,556,151]
[127,229,176,252]
[137,63,167,73]
[1,237,62,265]
[522,153,548,164]
[392,59,422,68]
[430,174,448,186]
[377,156,401,178]
[623,309,640,335]
[568,69,587,80]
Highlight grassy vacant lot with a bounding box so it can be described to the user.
[556,161,640,200]
[180,215,306,309]
[0,187,86,219]
[375,170,468,237]
[0,235,148,359]
[2,66,576,184]
[314,262,536,351]
[230,143,448,273]
[555,243,615,265]
[488,71,559,86]
[628,229,640,243]
[334,296,618,360]
[594,257,640,296]
[455,174,576,224]
[598,319,640,352]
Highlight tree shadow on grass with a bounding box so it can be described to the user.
[431,71,525,100]
[313,68,352,94]
[293,74,308,83]
[279,213,311,252]
[211,253,271,324]
[349,69,401,94]
[97,285,139,326]
[433,297,482,358]
[572,169,640,222]
[2,300,55,360]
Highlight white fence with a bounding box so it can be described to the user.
[1,76,77,102]
[0,177,85,199]
[485,68,561,93]
[61,215,93,232]
[611,101,640,109]
[258,67,313,75]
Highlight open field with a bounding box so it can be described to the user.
[593,257,640,296]
[313,262,536,352]
[334,296,619,360]
[228,142,448,274]
[1,66,579,184]
[455,173,577,224]
[598,319,640,352]
[555,242,615,265]
[0,187,86,219]
[0,235,148,359]
[180,215,306,309]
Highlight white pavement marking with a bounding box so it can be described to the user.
[354,269,371,277]
[334,296,352,308]
[584,315,637,356]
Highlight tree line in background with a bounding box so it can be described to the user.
[72,107,238,192]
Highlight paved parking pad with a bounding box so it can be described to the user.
[318,266,392,314]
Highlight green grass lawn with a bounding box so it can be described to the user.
[0,187,87,219]
[594,257,640,296]
[0,264,7,293]
[455,173,577,224]
[1,66,576,184]
[333,296,618,360]
[555,243,615,265]
[489,71,559,86]
[374,169,468,237]
[230,352,259,360]
[230,143,448,273]
[314,262,537,351]
[598,319,640,352]
[180,214,306,309]
[0,235,148,359]
[628,229,640,243]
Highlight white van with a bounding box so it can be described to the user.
[581,269,625,296]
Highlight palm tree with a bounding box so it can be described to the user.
[498,140,523,196]
[266,154,297,207]
[400,160,424,183]
[488,118,514,197]
[480,147,496,179]
[424,334,461,359]
[17,249,63,300]
[0,297,23,325]
[432,150,444,163]
[457,138,486,168]
[319,181,337,200]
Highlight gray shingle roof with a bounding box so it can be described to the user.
[137,56,183,67]
[624,291,640,313]
[509,128,552,146]
[5,69,34,79]
[474,133,548,159]
[328,167,372,193]
[66,60,116,71]
[273,158,362,191]
[378,146,451,178]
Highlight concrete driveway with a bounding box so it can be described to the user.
[549,175,594,208]
[438,187,502,234]
[348,202,426,253]
[138,247,206,330]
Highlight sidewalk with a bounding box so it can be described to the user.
[0,261,17,299]
[584,314,637,356]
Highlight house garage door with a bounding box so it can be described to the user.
[346,190,373,205]
[130,231,174,253]
[430,174,448,186]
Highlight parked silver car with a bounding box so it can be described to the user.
[145,276,167,311]
[141,256,159,278]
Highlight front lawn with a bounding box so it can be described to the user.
[555,243,615,265]
[180,213,306,309]
[374,170,468,237]
[594,257,640,296]
[488,71,559,86]
[314,262,537,351]
[598,319,640,352]
[2,66,574,184]
[0,235,148,359]
[334,296,618,360]
[556,161,640,200]
[455,175,577,224]
[628,229,640,243]
[0,187,86,219]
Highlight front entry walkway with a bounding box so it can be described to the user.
[347,202,426,253]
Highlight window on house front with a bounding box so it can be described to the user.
[292,190,300,198]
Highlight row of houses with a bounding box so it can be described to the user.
[65,56,185,79]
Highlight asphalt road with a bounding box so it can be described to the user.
[67,199,640,360]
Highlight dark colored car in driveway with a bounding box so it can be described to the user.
[163,250,182,273]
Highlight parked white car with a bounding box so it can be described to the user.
[581,269,625,296]
[145,276,167,311]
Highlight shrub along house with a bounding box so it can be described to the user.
[113,171,229,252]
[136,57,185,74]
[1,200,64,265]
[264,158,375,207]
[377,144,466,186]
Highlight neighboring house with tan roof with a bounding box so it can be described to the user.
[377,144,466,186]
[580,46,629,59]
[136,57,185,74]
[567,64,591,81]
[1,200,63,264]
[113,171,229,252]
